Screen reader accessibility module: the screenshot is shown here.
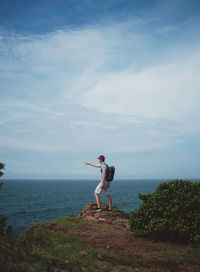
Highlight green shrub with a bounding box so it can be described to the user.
[129,179,200,244]
[0,162,12,235]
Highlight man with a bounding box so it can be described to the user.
[85,155,112,212]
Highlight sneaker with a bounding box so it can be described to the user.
[94,207,102,212]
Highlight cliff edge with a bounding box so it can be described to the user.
[78,202,129,227]
[2,203,198,272]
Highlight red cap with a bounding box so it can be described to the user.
[97,155,105,160]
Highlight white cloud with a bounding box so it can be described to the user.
[0,20,200,159]
[81,52,200,134]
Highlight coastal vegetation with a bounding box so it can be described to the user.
[0,162,12,235]
[129,179,200,244]
[0,176,200,271]
[1,216,200,272]
[0,162,5,188]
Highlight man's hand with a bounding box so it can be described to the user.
[84,162,101,168]
[100,183,104,189]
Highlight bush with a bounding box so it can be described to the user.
[129,179,200,244]
[0,162,12,235]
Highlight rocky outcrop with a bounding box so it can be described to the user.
[78,203,129,227]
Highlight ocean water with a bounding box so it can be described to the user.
[0,179,166,234]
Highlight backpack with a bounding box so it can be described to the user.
[105,164,115,182]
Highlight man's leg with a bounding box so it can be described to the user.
[107,194,112,210]
[94,182,102,209]
[94,192,101,208]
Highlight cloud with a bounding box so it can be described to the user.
[81,52,200,130]
[0,17,200,159]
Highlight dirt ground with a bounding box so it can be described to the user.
[56,203,200,272]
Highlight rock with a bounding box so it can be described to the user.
[78,203,129,227]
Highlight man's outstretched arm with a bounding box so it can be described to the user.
[84,162,101,168]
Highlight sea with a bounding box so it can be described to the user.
[0,178,193,234]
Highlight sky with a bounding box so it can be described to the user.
[1,0,200,179]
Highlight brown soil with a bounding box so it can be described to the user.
[43,203,199,272]
[73,203,199,272]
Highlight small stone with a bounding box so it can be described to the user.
[98,218,106,221]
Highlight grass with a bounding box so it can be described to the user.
[0,216,200,272]
[0,217,139,272]
[21,230,139,272]
[152,247,200,272]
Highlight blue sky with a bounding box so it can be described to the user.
[1,0,200,179]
